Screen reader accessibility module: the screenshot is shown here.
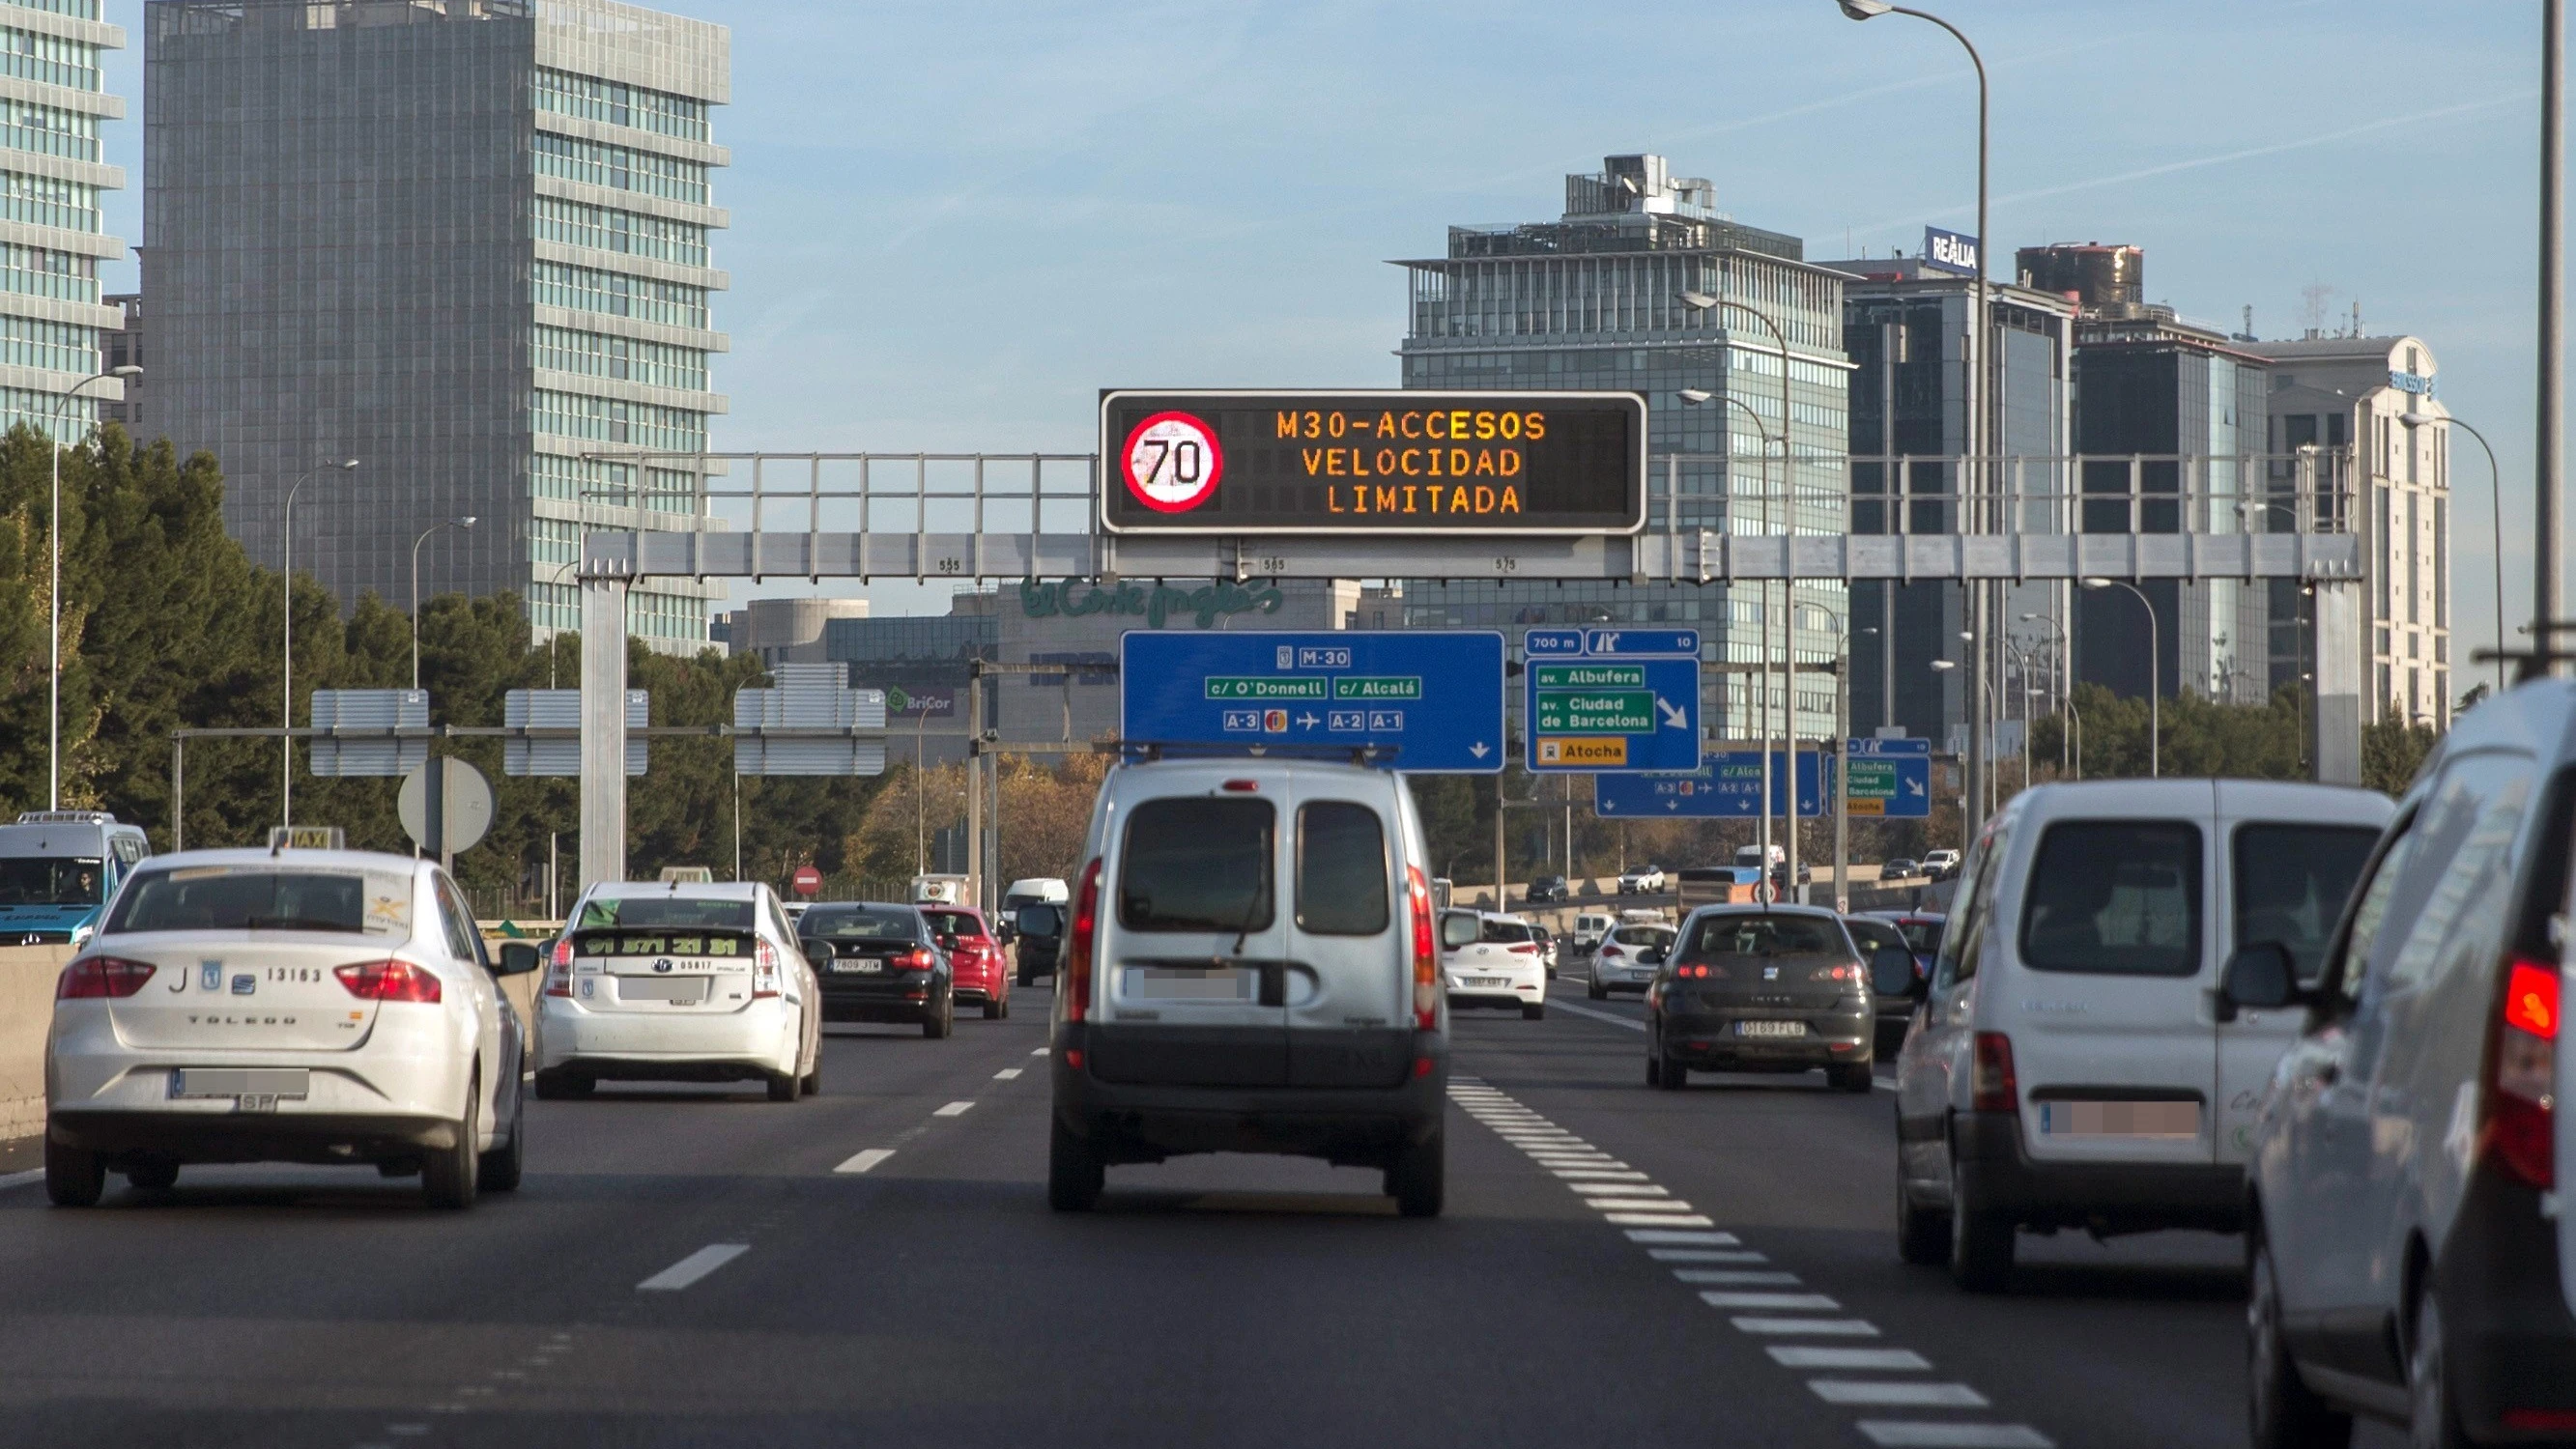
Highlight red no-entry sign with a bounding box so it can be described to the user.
[791,865,823,897]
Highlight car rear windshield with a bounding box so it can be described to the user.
[1609,924,1675,950]
[1480,918,1533,944]
[2235,824,2382,984]
[919,909,987,940]
[1120,797,1274,933]
[576,895,756,930]
[1296,800,1388,935]
[2019,821,2203,976]
[1894,919,1944,954]
[803,909,918,941]
[1682,914,1848,959]
[1844,918,1906,954]
[106,867,405,936]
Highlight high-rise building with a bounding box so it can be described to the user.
[1394,154,1852,744]
[0,2,129,440]
[143,0,727,651]
[99,291,140,429]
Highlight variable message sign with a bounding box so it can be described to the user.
[1122,631,1505,772]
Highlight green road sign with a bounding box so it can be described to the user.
[1845,758,1901,799]
[1531,664,1646,689]
[1204,676,1330,700]
[1534,690,1655,733]
[1331,675,1422,700]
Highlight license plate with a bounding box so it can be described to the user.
[831,959,881,974]
[1733,1020,1806,1038]
[2040,1100,2201,1138]
[616,977,708,1003]
[171,1067,309,1100]
[1123,967,1252,1001]
[1474,977,1510,988]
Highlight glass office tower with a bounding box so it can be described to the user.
[144,0,726,650]
[1394,155,1851,742]
[0,1,127,440]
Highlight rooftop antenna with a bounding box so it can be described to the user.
[2241,304,2254,341]
[2300,282,2333,339]
[2351,299,2362,337]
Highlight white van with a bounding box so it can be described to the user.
[910,873,969,905]
[1047,757,1447,1216]
[1571,911,1616,954]
[1890,778,2392,1291]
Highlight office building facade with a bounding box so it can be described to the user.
[1394,155,1852,744]
[0,2,128,440]
[144,0,727,651]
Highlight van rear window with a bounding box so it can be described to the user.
[2019,821,2202,977]
[1120,797,1274,934]
[2234,825,2381,984]
[1296,801,1388,936]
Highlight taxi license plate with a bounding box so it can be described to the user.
[1733,1020,1806,1038]
[831,959,882,974]
[171,1068,309,1102]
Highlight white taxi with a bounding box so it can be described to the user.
[1440,909,1548,1020]
[44,846,534,1208]
[533,880,819,1101]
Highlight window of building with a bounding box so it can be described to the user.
[532,326,709,391]
[532,391,707,453]
[533,133,708,204]
[533,69,710,141]
[531,261,708,329]
[0,168,97,233]
[0,28,99,92]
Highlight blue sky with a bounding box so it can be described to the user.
[99,1,2541,649]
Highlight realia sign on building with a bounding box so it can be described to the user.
[1922,226,1979,277]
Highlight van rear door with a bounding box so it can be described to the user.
[1280,775,1412,1088]
[1089,787,1289,1088]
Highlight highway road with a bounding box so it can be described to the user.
[0,980,2402,1448]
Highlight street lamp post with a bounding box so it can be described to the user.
[2401,411,2505,694]
[45,365,141,810]
[1839,0,1989,838]
[281,458,361,827]
[2018,611,2080,780]
[1684,385,1788,898]
[411,517,478,692]
[2083,578,2159,777]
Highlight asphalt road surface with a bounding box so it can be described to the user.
[0,980,2405,1448]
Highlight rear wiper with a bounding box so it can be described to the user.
[243,916,357,932]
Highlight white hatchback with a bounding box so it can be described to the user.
[1441,910,1548,1020]
[534,881,819,1102]
[44,847,535,1208]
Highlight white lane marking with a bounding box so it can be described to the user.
[1576,1182,1667,1196]
[1548,999,1647,1032]
[834,1150,895,1175]
[1813,1381,1989,1407]
[1651,1248,1767,1263]
[1625,1228,1739,1245]
[1030,1046,1048,1056]
[1732,1317,1880,1336]
[1607,1211,1714,1226]
[1855,1423,2052,1448]
[1551,1169,1650,1181]
[0,1167,43,1191]
[1674,1269,1803,1286]
[994,1067,1023,1080]
[1769,1348,1930,1370]
[1700,1291,1842,1311]
[637,1243,750,1292]
[386,1426,430,1436]
[1874,1077,1898,1092]
[1587,1197,1687,1211]
[933,1101,975,1117]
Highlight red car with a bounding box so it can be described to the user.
[920,906,1010,1019]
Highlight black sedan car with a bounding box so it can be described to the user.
[799,901,956,1038]
[1841,913,1925,1053]
[1526,874,1569,904]
[1646,905,1908,1094]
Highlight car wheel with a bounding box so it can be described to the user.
[1828,1064,1875,1094]
[983,993,1003,1020]
[2249,1232,2351,1448]
[124,1159,180,1192]
[1589,977,1607,1001]
[924,990,955,1039]
[1651,1024,1687,1091]
[800,1057,822,1097]
[422,1072,480,1210]
[1522,1001,1546,1021]
[479,1084,526,1193]
[2408,1293,2470,1449]
[1947,1139,2013,1293]
[532,1068,590,1100]
[1047,1116,1103,1212]
[1016,962,1036,987]
[1896,1172,1949,1266]
[43,1134,103,1208]
[766,1068,799,1102]
[1386,1127,1445,1218]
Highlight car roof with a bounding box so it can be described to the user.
[1991,777,2394,829]
[808,900,920,913]
[589,879,766,899]
[1103,756,1404,796]
[137,847,425,875]
[2419,679,2576,789]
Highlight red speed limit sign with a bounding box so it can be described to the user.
[1120,411,1223,513]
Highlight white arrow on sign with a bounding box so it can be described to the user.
[1469,742,1490,759]
[1656,696,1689,729]
[1905,777,1926,796]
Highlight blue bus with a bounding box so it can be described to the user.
[0,811,150,947]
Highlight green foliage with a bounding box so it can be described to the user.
[2361,711,2441,796]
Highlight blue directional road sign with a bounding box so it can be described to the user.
[1524,629,1700,774]
[1594,751,1824,817]
[1121,630,1506,772]
[1841,736,1932,818]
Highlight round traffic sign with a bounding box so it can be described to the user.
[1120,411,1223,513]
[791,864,823,898]
[397,756,495,856]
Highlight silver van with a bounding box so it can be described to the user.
[2229,684,2576,1447]
[1891,778,2391,1292]
[1046,758,1448,1215]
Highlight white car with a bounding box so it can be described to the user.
[1617,865,1667,895]
[535,881,820,1101]
[1587,921,1677,999]
[44,847,534,1208]
[1919,849,1961,875]
[1440,910,1547,1020]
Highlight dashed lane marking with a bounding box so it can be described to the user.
[0,1168,42,1191]
[933,1101,976,1117]
[1673,1269,1802,1286]
[834,1150,895,1175]
[1030,1046,1048,1056]
[1651,1248,1767,1263]
[1732,1317,1881,1337]
[1605,1210,1714,1226]
[1811,1381,1989,1407]
[994,1067,1023,1080]
[1623,1228,1740,1246]
[1855,1424,2053,1448]
[637,1243,749,1293]
[1699,1291,1842,1311]
[1769,1348,1930,1371]
[1545,1000,1647,1032]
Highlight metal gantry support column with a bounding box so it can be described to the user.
[579,573,630,890]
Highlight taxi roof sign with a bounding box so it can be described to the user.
[268,825,346,851]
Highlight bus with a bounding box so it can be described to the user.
[0,811,150,947]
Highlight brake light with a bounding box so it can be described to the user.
[1064,857,1102,1024]
[903,948,936,972]
[1601,944,1623,959]
[1679,963,1712,980]
[2481,958,2559,1189]
[1408,865,1437,1029]
[753,937,782,1000]
[57,955,155,999]
[1508,943,1540,955]
[334,959,443,1004]
[543,937,576,998]
[1971,1032,2018,1113]
[1222,780,1260,792]
[552,937,575,968]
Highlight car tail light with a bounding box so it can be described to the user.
[753,937,782,999]
[334,959,443,1004]
[1971,1032,2018,1113]
[2481,958,2559,1189]
[1508,943,1539,955]
[1600,944,1623,959]
[903,948,937,972]
[543,937,576,998]
[1064,857,1102,1024]
[1408,865,1437,1029]
[1222,780,1260,792]
[1679,963,1712,980]
[57,955,155,999]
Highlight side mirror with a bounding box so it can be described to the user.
[802,938,835,962]
[494,941,543,977]
[2218,941,2300,1021]
[1869,946,1916,998]
[1440,914,1480,950]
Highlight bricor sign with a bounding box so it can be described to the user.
[1097,389,1646,535]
